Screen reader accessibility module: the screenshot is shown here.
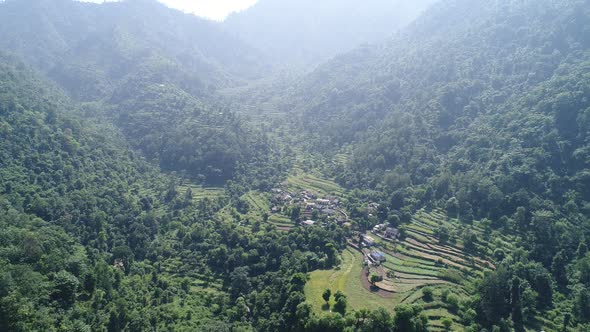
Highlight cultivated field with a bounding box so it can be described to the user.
[286,167,347,198]
[177,184,226,202]
[306,209,503,331]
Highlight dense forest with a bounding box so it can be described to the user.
[2,0,590,331]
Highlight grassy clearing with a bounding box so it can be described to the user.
[305,248,396,312]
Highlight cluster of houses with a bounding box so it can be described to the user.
[360,228,399,265]
[271,188,347,226]
[360,236,386,265]
[372,223,400,240]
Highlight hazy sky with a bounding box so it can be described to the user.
[80,0,258,21]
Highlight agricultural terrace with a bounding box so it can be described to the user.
[177,184,226,202]
[307,209,508,332]
[210,165,350,232]
[286,167,347,198]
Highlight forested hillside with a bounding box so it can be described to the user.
[282,0,590,220]
[0,0,286,186]
[0,53,361,331]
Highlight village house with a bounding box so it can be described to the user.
[316,199,330,206]
[300,190,316,200]
[329,197,339,205]
[362,235,375,247]
[385,227,400,240]
[368,202,380,214]
[372,223,387,233]
[370,250,386,262]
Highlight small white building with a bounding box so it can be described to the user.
[302,220,316,226]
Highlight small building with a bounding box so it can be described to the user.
[372,223,387,233]
[362,235,375,247]
[370,250,386,262]
[329,198,340,205]
[302,220,316,226]
[385,227,400,240]
[316,199,330,206]
[113,258,125,271]
[368,202,380,213]
[300,190,317,200]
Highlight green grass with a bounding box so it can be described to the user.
[305,248,395,312]
[302,201,507,330]
[384,253,436,268]
[406,231,433,244]
[407,223,436,236]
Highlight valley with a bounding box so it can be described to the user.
[1,0,590,331]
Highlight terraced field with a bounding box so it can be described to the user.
[214,190,296,231]
[267,214,294,230]
[306,209,501,331]
[286,167,346,197]
[177,184,226,202]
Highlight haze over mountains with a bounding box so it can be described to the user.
[224,0,436,68]
[1,0,590,331]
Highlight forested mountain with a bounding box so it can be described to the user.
[0,0,286,186]
[224,0,436,68]
[3,0,590,331]
[287,0,590,219]
[0,0,266,100]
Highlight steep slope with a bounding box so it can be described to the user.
[0,52,183,330]
[224,0,436,68]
